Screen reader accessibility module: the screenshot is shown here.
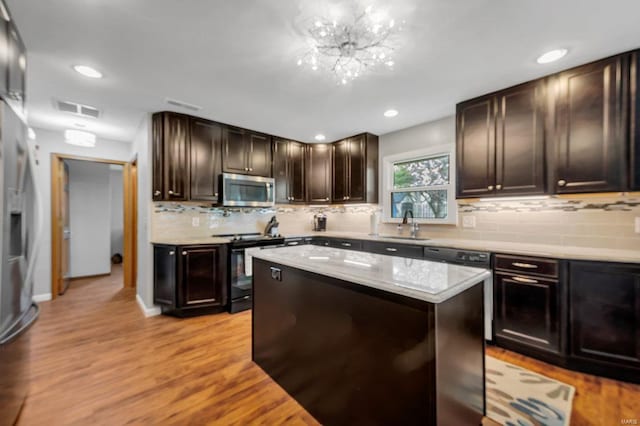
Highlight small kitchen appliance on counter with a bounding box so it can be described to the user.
[313,213,327,232]
[263,216,279,237]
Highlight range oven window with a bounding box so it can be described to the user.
[230,248,251,299]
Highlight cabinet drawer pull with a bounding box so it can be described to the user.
[496,184,502,190]
[288,242,299,246]
[385,247,398,252]
[214,193,218,197]
[249,168,253,172]
[168,190,181,196]
[242,296,250,300]
[154,190,161,196]
[558,179,567,187]
[512,276,539,284]
[487,185,494,191]
[512,262,538,269]
[169,251,175,256]
[182,251,188,256]
[341,242,351,247]
[325,197,329,201]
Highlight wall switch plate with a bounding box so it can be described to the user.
[192,217,200,227]
[462,216,476,229]
[635,217,640,234]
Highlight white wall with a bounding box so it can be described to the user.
[130,115,154,310]
[67,160,112,278]
[378,115,455,203]
[110,167,124,256]
[30,127,132,299]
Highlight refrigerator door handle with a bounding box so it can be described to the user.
[0,303,40,346]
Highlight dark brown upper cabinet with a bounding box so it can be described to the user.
[553,55,629,193]
[631,51,640,190]
[222,127,272,177]
[456,96,496,198]
[190,118,222,202]
[332,133,378,204]
[306,143,332,203]
[457,80,546,198]
[273,138,305,204]
[152,112,190,201]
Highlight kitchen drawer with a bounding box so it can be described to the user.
[362,241,424,259]
[311,238,330,247]
[495,254,558,278]
[328,239,362,251]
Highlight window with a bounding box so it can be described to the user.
[383,145,456,224]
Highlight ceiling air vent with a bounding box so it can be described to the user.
[54,99,101,118]
[165,97,202,112]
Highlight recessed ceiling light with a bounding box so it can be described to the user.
[315,134,326,141]
[536,49,568,64]
[64,129,96,147]
[73,65,103,79]
[384,109,399,117]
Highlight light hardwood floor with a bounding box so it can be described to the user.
[19,267,640,425]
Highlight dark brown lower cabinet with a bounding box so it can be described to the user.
[153,244,227,316]
[494,272,562,356]
[569,261,640,381]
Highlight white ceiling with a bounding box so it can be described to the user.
[7,0,640,144]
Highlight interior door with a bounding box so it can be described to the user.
[60,161,70,294]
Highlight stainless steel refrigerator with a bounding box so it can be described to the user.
[0,100,41,425]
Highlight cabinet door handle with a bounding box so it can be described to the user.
[168,190,173,195]
[242,295,250,300]
[558,179,567,187]
[214,192,218,197]
[512,262,538,269]
[496,184,502,190]
[487,185,494,191]
[168,190,181,196]
[385,247,398,252]
[512,276,539,284]
[154,190,161,196]
[182,251,188,256]
[341,242,351,247]
[169,251,175,256]
[325,197,329,201]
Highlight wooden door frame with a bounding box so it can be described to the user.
[51,153,137,298]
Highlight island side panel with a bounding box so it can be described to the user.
[252,258,436,426]
[435,283,485,425]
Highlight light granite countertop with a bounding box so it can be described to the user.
[248,245,491,304]
[284,231,640,264]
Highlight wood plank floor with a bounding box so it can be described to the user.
[18,267,640,425]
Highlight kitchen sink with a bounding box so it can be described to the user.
[378,235,430,241]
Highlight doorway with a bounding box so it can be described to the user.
[51,154,137,298]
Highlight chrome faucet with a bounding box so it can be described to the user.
[401,210,420,238]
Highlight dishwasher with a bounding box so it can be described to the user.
[423,247,493,341]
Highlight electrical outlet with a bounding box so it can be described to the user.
[635,217,640,234]
[192,217,200,227]
[462,215,476,229]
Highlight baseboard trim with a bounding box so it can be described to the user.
[33,293,52,302]
[136,294,161,317]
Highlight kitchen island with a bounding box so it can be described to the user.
[250,245,491,426]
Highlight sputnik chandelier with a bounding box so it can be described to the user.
[296,4,403,85]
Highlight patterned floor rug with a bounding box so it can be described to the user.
[486,356,576,426]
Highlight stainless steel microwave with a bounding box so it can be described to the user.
[221,173,275,207]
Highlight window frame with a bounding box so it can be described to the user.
[382,144,457,225]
